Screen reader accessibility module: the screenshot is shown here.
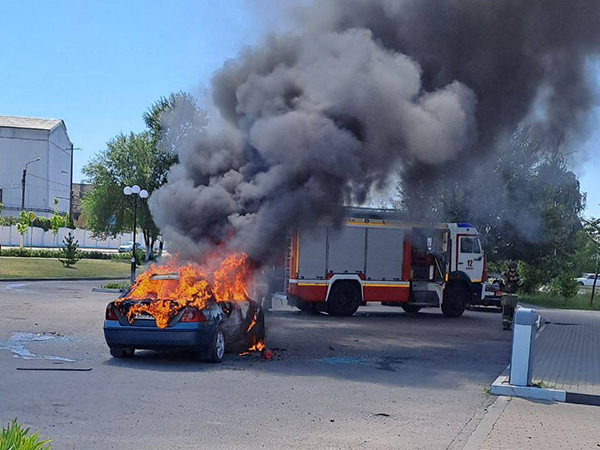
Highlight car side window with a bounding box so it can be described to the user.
[460,237,474,253]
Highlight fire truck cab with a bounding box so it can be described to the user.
[284,209,485,318]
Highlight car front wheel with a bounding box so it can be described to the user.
[208,326,225,363]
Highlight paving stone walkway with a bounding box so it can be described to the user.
[479,397,600,449]
[532,308,600,395]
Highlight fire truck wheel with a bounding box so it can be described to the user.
[327,281,361,317]
[442,283,468,318]
[401,304,422,314]
[207,326,225,363]
[294,298,312,312]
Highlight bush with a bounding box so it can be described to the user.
[0,216,18,227]
[32,217,51,232]
[102,281,130,290]
[550,272,579,302]
[110,252,132,261]
[0,419,51,450]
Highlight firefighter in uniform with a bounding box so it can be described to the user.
[501,262,521,330]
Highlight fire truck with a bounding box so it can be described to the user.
[284,208,486,317]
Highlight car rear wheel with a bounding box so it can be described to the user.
[327,281,361,317]
[110,348,135,358]
[208,326,225,363]
[401,304,422,314]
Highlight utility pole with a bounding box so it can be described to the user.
[591,254,599,306]
[21,157,42,211]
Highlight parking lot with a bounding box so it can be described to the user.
[0,281,511,450]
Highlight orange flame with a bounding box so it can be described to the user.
[116,253,251,329]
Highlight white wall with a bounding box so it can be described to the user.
[0,123,71,218]
[48,124,72,215]
[0,225,144,250]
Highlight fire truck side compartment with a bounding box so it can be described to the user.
[297,225,405,281]
[297,226,328,279]
[328,226,366,274]
[365,228,404,280]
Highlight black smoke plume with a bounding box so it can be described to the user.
[151,0,600,262]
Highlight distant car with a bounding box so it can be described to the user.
[575,273,599,287]
[118,242,146,253]
[104,274,265,363]
[470,273,504,309]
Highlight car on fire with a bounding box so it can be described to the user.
[103,273,265,363]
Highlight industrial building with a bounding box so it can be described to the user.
[0,115,73,218]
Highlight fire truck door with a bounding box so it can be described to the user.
[457,236,484,282]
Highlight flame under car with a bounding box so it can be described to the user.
[103,273,265,363]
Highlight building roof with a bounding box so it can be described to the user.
[0,115,63,131]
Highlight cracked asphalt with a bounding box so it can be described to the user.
[0,281,511,449]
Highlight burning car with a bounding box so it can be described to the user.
[103,254,265,363]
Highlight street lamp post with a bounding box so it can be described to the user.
[124,185,149,284]
[21,157,42,211]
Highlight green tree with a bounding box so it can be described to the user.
[396,126,585,288]
[60,232,80,267]
[551,270,579,302]
[16,211,35,248]
[50,198,66,246]
[82,92,205,252]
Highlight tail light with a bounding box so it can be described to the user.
[180,308,207,323]
[105,304,118,321]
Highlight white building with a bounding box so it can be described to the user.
[0,115,73,218]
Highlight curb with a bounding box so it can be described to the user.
[91,287,126,294]
[0,277,128,282]
[490,368,600,406]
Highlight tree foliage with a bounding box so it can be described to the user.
[82,92,206,249]
[60,232,80,267]
[396,125,585,287]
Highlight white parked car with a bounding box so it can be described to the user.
[575,273,599,287]
[118,242,146,253]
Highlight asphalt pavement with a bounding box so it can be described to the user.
[0,281,511,450]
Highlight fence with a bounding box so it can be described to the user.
[0,225,144,250]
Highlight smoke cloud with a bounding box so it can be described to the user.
[151,0,600,262]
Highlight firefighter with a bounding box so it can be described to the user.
[501,262,521,330]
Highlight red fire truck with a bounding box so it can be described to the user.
[284,208,486,317]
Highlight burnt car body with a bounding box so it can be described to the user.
[104,288,265,363]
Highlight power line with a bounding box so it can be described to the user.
[28,173,71,188]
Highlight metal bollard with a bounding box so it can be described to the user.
[509,307,540,387]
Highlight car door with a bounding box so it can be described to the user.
[457,236,484,282]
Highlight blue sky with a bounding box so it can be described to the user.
[1,1,599,217]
